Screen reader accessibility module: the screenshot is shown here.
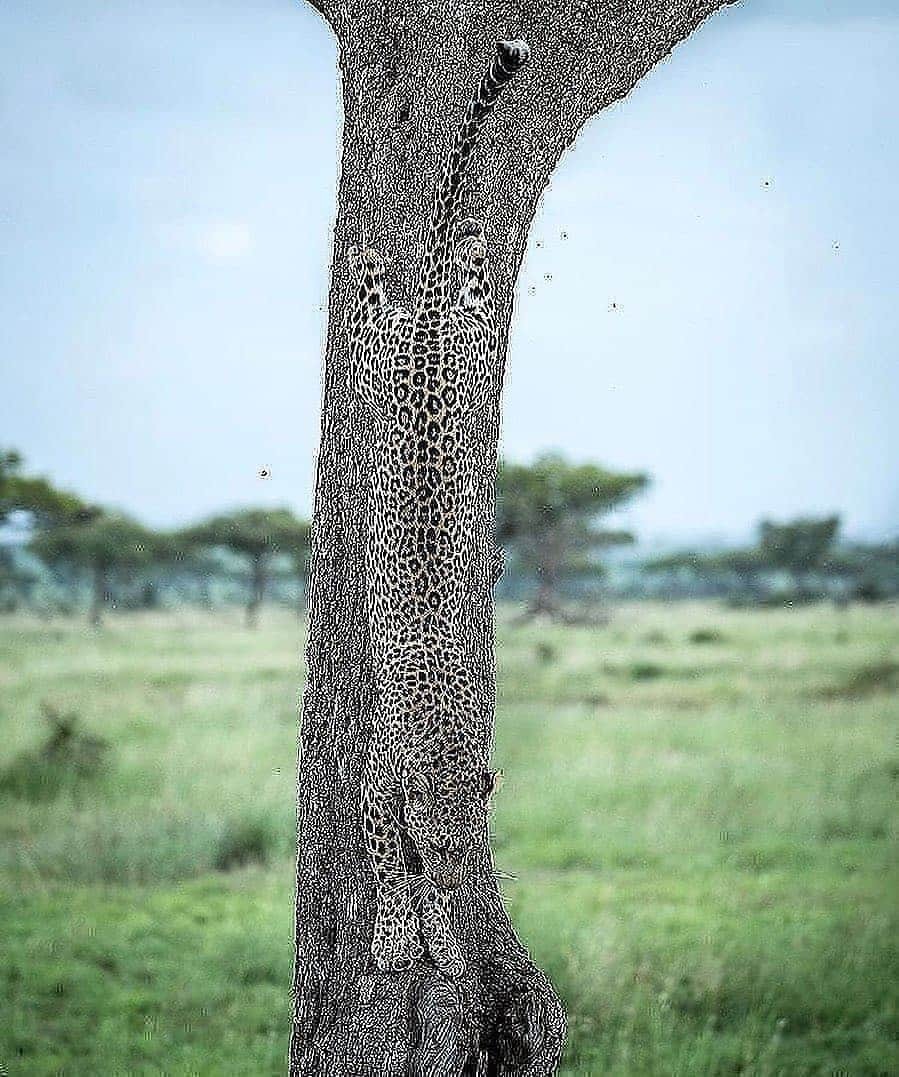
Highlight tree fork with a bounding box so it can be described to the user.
[291,3,734,1072]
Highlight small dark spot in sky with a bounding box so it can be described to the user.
[258,467,271,479]
[527,286,536,296]
[560,231,568,240]
[543,273,552,281]
[762,178,773,189]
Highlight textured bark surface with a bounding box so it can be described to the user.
[291,2,734,1073]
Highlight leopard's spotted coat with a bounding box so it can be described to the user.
[347,39,529,978]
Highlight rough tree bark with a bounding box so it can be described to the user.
[291,2,734,1073]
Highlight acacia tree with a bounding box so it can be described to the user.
[180,508,310,627]
[31,512,158,626]
[757,515,841,595]
[0,448,89,527]
[497,454,648,620]
[291,2,734,1073]
[643,546,767,599]
[0,449,93,611]
[645,515,844,602]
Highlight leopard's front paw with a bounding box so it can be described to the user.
[420,900,466,979]
[371,907,423,973]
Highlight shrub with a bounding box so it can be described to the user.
[214,816,277,871]
[819,660,899,700]
[0,703,110,802]
[630,662,664,681]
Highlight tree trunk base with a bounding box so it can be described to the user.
[291,956,565,1076]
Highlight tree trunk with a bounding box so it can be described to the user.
[291,3,734,1072]
[246,553,266,629]
[524,531,563,622]
[89,562,107,627]
[525,576,561,623]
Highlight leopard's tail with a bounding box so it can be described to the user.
[414,39,530,312]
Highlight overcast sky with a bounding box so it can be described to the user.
[1,0,896,546]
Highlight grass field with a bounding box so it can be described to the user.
[1,602,897,1075]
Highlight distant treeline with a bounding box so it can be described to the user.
[2,448,896,624]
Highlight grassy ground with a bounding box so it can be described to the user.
[1,602,896,1075]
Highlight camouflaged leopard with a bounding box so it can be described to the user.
[347,39,529,978]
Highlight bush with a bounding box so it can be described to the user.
[819,660,899,701]
[0,703,110,802]
[630,662,664,681]
[214,816,277,871]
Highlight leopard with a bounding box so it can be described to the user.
[347,39,530,979]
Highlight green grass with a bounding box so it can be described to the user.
[1,602,897,1074]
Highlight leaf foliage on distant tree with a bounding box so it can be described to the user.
[179,508,310,626]
[496,452,649,617]
[644,515,854,601]
[31,511,160,624]
[0,448,91,528]
[757,516,841,576]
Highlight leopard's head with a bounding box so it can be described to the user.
[402,764,499,891]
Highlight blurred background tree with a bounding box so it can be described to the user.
[179,508,310,628]
[1,448,97,613]
[643,514,899,605]
[0,448,90,527]
[757,515,841,596]
[823,539,899,604]
[31,511,160,626]
[3,449,894,618]
[643,546,767,603]
[496,453,649,622]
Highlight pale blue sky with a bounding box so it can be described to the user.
[1,0,896,545]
